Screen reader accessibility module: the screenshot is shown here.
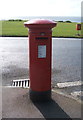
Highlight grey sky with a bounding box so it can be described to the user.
[0,0,82,19]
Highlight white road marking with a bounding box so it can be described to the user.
[56,81,83,88]
[1,37,82,41]
[52,38,82,41]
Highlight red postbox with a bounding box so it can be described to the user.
[24,19,57,102]
[76,24,81,30]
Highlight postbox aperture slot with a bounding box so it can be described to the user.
[36,37,48,40]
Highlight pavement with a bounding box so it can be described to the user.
[2,87,82,119]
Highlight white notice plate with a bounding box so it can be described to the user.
[38,45,46,58]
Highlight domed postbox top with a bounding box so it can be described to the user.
[24,19,57,29]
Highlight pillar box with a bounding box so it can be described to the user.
[24,19,57,102]
[76,24,81,30]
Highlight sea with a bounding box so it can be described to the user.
[1,16,81,23]
[17,16,81,23]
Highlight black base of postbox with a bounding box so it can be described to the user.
[29,89,51,102]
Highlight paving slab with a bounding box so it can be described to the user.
[2,87,82,119]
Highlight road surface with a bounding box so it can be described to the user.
[0,37,82,100]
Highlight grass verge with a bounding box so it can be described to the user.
[0,20,82,38]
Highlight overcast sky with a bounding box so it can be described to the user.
[0,0,82,19]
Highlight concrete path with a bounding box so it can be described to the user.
[2,87,82,119]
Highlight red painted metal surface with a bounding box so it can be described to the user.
[76,24,81,30]
[24,19,57,92]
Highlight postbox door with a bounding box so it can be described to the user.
[29,31,52,91]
